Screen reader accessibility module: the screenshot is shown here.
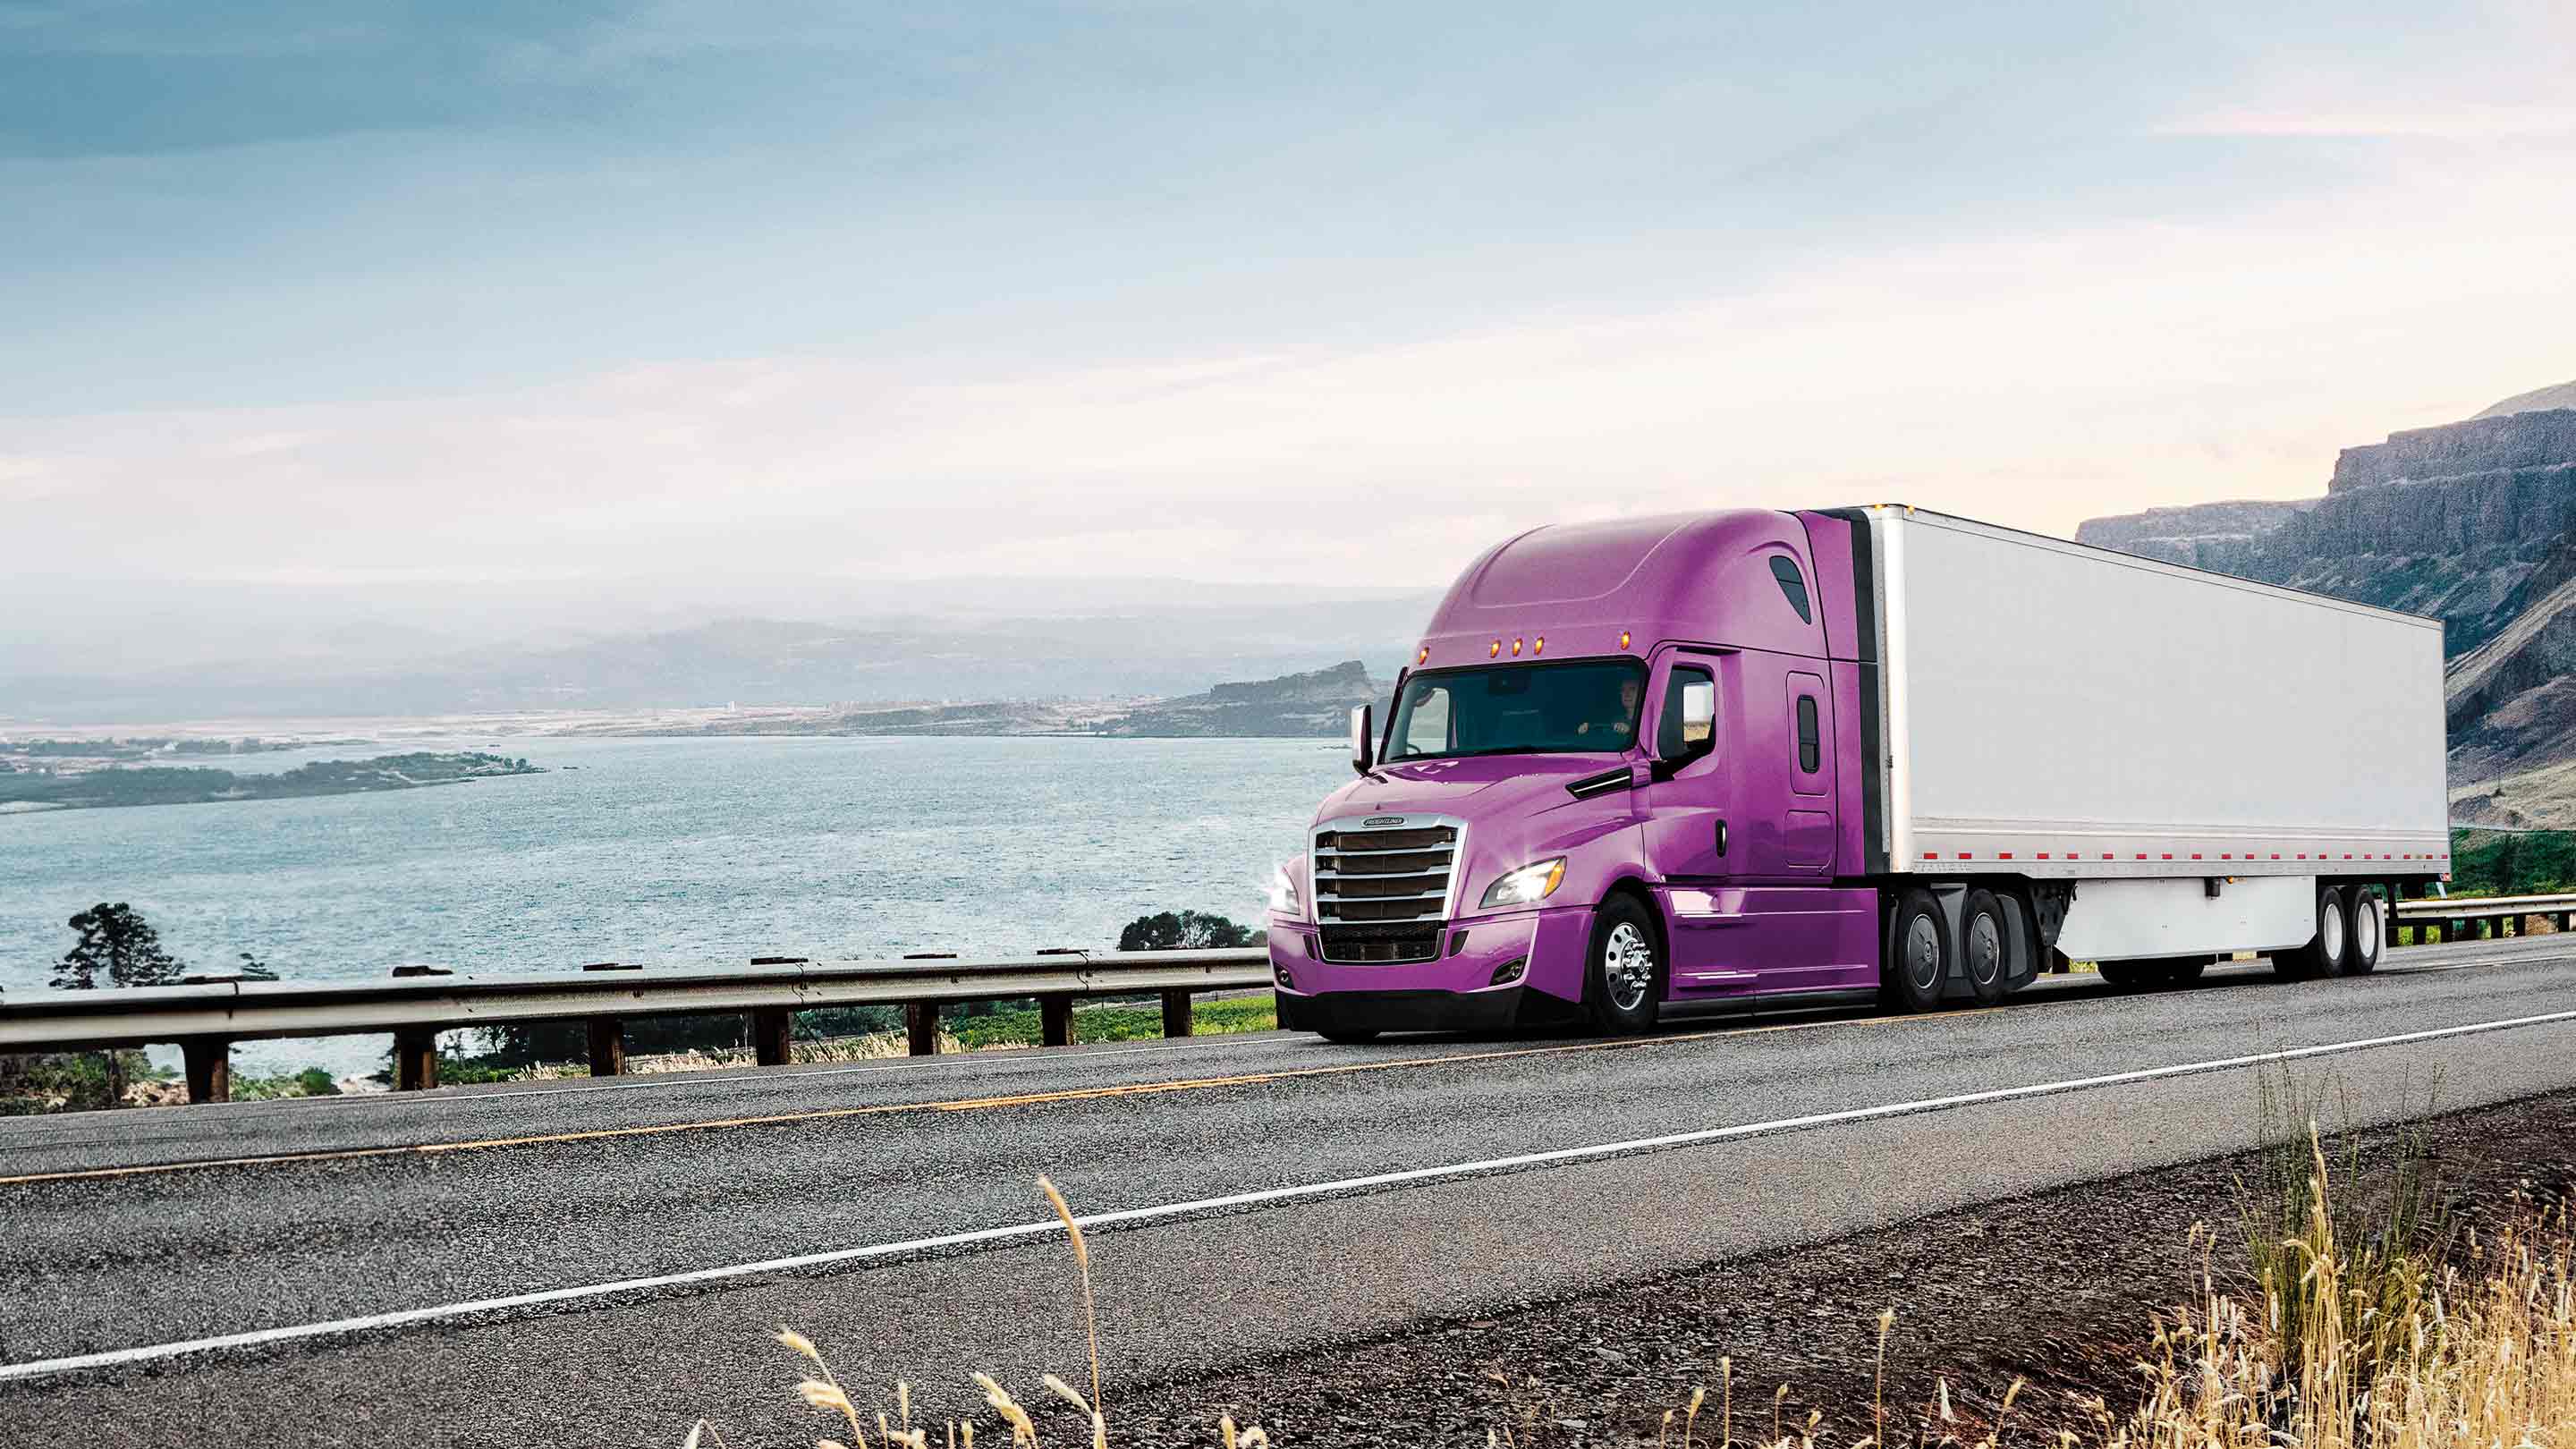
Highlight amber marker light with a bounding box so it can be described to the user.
[1619,630,1631,649]
[1489,640,1501,657]
[1533,636,1545,656]
[1512,637,1522,657]
[1416,646,1428,665]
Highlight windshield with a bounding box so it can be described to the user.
[1387,659,1648,760]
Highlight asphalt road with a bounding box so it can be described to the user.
[4,933,2575,1446]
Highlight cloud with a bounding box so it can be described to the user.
[9,155,2572,597]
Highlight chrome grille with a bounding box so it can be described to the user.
[1313,817,1458,940]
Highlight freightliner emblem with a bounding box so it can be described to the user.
[1362,816,1405,828]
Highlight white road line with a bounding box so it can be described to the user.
[7,1004,2575,1385]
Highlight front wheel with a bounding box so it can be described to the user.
[1586,895,1664,1032]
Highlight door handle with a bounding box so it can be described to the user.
[1714,818,1728,856]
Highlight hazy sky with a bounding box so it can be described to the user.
[4,0,2572,602]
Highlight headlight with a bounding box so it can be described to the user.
[1267,863,1301,917]
[1479,857,1566,910]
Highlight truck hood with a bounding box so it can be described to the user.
[1318,753,1631,828]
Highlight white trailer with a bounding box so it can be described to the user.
[1856,506,2449,979]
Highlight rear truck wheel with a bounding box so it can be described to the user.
[1960,888,2011,1006]
[2343,892,2384,975]
[1884,887,1947,1013]
[2275,884,2348,979]
[1585,894,1664,1033]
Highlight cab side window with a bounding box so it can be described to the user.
[1768,555,1813,624]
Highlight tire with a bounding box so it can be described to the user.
[1316,1025,1381,1045]
[1585,894,1663,1032]
[2275,885,2348,979]
[1884,887,1947,1013]
[2343,892,2383,975]
[1960,888,2011,1006]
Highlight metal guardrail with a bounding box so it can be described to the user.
[2394,892,2576,944]
[0,947,1273,1105]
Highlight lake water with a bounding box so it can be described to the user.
[0,736,1343,1074]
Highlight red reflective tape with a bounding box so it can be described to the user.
[2037,852,2051,860]
[1997,852,2013,860]
[1922,852,1938,860]
[2191,853,2203,860]
[2134,853,2147,860]
[2162,853,2174,860]
[2271,854,2281,860]
[1956,852,1972,860]
[2220,853,2232,860]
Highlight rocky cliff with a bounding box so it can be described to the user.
[2075,386,2576,827]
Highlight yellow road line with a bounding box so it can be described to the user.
[0,1007,1944,1188]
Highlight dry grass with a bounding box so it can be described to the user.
[727,1134,2574,1449]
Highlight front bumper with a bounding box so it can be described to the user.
[1275,986,1549,1035]
[1267,908,1592,1034]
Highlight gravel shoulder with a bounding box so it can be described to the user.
[1106,1089,2576,1448]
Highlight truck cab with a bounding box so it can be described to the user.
[1268,510,1885,1041]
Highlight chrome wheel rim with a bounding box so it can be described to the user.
[1966,909,2003,987]
[2353,897,2380,963]
[2320,894,2346,962]
[1904,913,1942,993]
[1602,921,1654,1013]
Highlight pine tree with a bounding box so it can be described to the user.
[51,902,186,991]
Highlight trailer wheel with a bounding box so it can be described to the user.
[1960,888,2011,1006]
[1584,894,1663,1033]
[1884,888,1947,1013]
[2275,885,2347,979]
[2343,892,2383,975]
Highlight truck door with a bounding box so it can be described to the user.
[1784,671,1835,872]
[1639,656,1726,882]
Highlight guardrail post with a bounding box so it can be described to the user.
[181,1037,231,1105]
[587,1017,624,1076]
[906,1004,939,1056]
[1160,989,1193,1038]
[394,1028,438,1091]
[752,1007,792,1066]
[1040,996,1073,1047]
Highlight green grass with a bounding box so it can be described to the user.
[949,994,1275,1050]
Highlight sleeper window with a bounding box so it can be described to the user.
[1796,694,1821,774]
[1768,556,1813,625]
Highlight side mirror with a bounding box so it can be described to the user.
[1679,680,1716,755]
[1349,704,1376,775]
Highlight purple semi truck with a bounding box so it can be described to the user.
[1267,505,2452,1042]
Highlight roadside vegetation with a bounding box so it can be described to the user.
[719,1087,2572,1449]
[2448,826,2576,895]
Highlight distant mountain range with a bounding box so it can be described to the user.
[0,596,1433,724]
[2079,379,2576,827]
